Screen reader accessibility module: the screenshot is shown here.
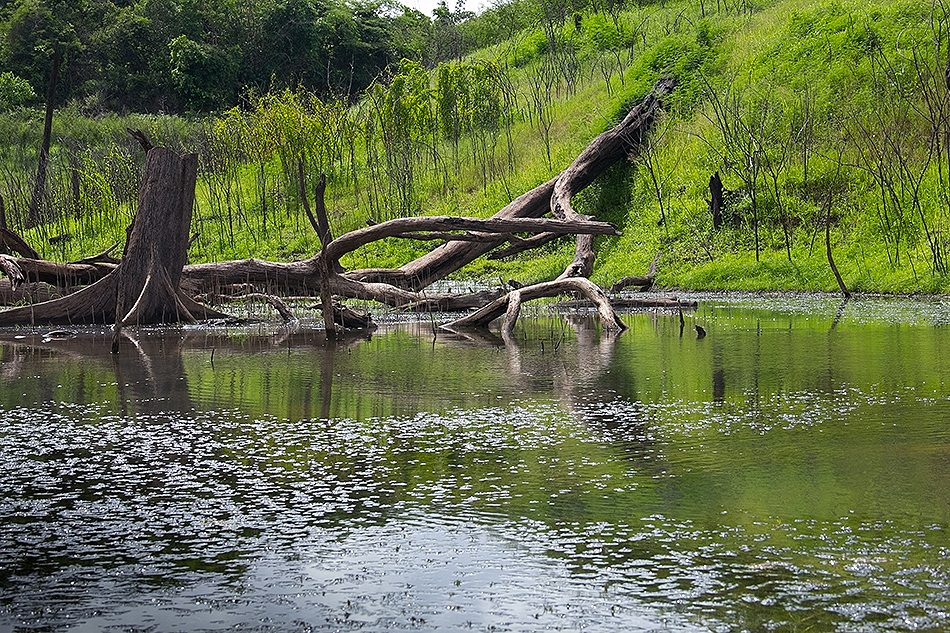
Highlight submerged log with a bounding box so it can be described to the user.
[446,277,626,335]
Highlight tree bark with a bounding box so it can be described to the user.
[709,172,723,230]
[28,49,62,227]
[0,147,227,328]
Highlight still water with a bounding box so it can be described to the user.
[1,293,949,632]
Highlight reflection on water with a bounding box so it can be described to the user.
[1,294,949,631]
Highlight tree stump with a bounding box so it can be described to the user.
[0,147,225,329]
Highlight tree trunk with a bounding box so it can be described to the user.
[709,172,723,230]
[0,147,226,328]
[113,148,201,326]
[28,49,62,227]
[551,76,675,279]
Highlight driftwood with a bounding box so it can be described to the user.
[0,79,679,336]
[441,79,675,330]
[0,254,113,287]
[447,278,626,336]
[608,252,660,293]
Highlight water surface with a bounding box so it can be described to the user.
[1,293,949,631]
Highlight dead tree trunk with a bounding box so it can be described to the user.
[446,278,626,335]
[0,79,677,335]
[114,149,204,326]
[446,78,675,332]
[709,172,723,230]
[0,147,226,328]
[551,77,675,279]
[28,49,62,227]
[341,78,675,294]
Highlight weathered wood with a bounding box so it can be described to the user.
[0,254,114,287]
[346,180,557,289]
[332,302,375,329]
[70,242,121,267]
[324,216,619,267]
[177,216,619,294]
[114,149,205,326]
[0,147,227,329]
[126,128,154,153]
[0,279,61,305]
[608,252,660,293]
[552,77,675,279]
[445,277,627,333]
[393,289,505,313]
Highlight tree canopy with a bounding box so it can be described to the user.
[0,0,440,113]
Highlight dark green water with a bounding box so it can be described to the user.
[1,294,949,631]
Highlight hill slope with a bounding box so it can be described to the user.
[7,0,950,294]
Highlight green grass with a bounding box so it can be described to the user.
[8,0,950,294]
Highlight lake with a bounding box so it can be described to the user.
[1,293,949,631]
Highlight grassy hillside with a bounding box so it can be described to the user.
[6,0,950,294]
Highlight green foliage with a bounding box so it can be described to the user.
[0,71,33,110]
[0,0,436,113]
[3,0,950,294]
[169,35,237,112]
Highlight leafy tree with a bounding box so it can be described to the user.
[169,35,238,111]
[0,71,33,110]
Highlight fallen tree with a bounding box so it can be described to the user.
[0,78,680,336]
